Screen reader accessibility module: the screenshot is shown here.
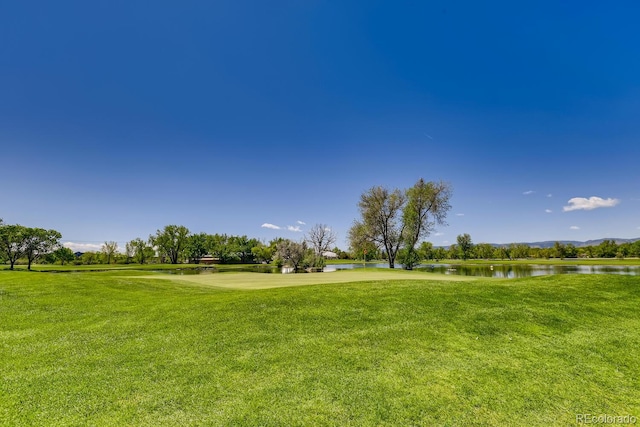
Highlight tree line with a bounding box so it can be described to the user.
[416,234,640,261]
[0,219,63,270]
[1,220,345,270]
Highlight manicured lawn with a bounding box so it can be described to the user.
[139,269,476,290]
[1,270,638,425]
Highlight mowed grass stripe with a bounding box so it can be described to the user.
[0,271,638,426]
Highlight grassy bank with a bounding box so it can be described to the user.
[1,270,638,425]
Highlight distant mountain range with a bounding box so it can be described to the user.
[488,237,640,249]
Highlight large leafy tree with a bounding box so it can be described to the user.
[402,180,452,255]
[151,225,190,264]
[207,234,237,264]
[23,227,62,270]
[185,232,209,264]
[350,186,406,268]
[251,242,274,264]
[53,246,76,265]
[127,238,154,264]
[101,241,119,264]
[230,235,259,263]
[274,239,307,271]
[456,233,473,261]
[349,179,452,268]
[0,223,27,270]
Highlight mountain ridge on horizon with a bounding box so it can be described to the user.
[482,237,640,249]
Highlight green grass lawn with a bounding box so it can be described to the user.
[1,270,638,426]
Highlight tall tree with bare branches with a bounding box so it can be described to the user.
[306,223,337,256]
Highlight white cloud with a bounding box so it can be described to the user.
[287,225,302,232]
[296,220,306,225]
[63,242,102,252]
[523,190,535,195]
[456,213,465,217]
[434,232,444,236]
[545,209,552,213]
[547,194,553,198]
[261,223,281,230]
[563,196,620,212]
[570,226,580,230]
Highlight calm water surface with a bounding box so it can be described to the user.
[324,263,640,278]
[161,263,640,278]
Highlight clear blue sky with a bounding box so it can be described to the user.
[1,1,639,251]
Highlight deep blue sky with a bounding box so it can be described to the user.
[2,1,639,251]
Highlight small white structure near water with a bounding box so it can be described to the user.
[322,251,338,259]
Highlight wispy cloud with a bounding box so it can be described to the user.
[545,209,552,213]
[563,196,620,212]
[296,220,306,225]
[287,225,302,232]
[63,242,102,252]
[423,133,434,140]
[434,232,444,236]
[570,226,580,230]
[455,213,465,217]
[523,190,535,195]
[261,223,281,230]
[547,194,553,198]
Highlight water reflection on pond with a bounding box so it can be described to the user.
[324,263,640,278]
[160,263,640,278]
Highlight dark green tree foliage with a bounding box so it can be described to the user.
[553,242,566,259]
[274,240,307,271]
[417,241,434,261]
[402,179,452,268]
[251,243,274,264]
[457,233,473,261]
[475,243,495,260]
[397,246,421,269]
[22,227,62,270]
[186,233,209,264]
[151,225,190,264]
[101,241,119,264]
[0,223,26,270]
[126,238,154,264]
[53,247,76,265]
[207,234,237,263]
[595,240,618,258]
[347,222,379,261]
[350,179,452,269]
[230,235,259,263]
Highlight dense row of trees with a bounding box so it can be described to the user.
[0,219,62,270]
[417,235,640,261]
[1,218,344,269]
[73,224,340,269]
[4,203,640,270]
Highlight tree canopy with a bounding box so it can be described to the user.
[349,179,452,268]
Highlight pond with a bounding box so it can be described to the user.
[324,263,640,278]
[158,263,640,278]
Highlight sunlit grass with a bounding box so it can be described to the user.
[1,270,638,425]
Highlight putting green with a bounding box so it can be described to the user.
[134,268,479,290]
